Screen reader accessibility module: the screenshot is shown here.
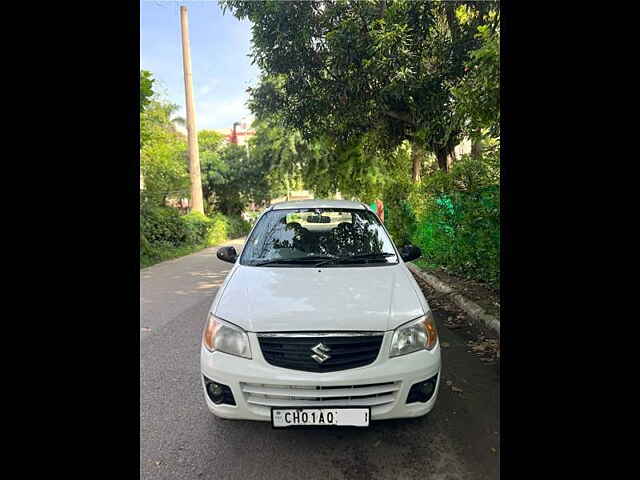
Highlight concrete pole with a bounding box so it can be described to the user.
[180,6,204,214]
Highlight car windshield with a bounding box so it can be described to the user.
[240,208,398,267]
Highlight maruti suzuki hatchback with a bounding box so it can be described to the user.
[201,199,441,427]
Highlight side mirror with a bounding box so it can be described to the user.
[216,246,238,264]
[400,244,421,262]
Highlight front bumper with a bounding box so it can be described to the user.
[200,332,441,422]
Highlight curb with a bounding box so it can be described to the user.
[406,263,500,337]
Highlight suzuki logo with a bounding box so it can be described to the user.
[311,342,332,364]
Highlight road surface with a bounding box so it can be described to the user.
[140,240,499,480]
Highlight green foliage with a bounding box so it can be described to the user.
[140,70,154,113]
[206,213,232,246]
[140,98,190,203]
[204,144,249,215]
[249,116,307,200]
[452,11,500,139]
[412,185,499,287]
[140,206,187,248]
[222,0,497,173]
[138,72,252,269]
[182,211,215,245]
[380,143,417,245]
[228,215,252,238]
[140,134,189,204]
[384,152,500,287]
[199,130,228,157]
[206,213,251,246]
[140,205,251,268]
[248,115,385,201]
[202,136,282,215]
[140,231,155,261]
[198,129,230,209]
[383,182,417,247]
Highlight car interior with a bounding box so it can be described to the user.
[269,212,383,258]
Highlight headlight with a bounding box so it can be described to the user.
[202,313,252,359]
[389,311,438,358]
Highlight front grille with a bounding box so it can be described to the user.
[257,333,384,372]
[240,381,400,415]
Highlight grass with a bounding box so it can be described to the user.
[412,258,440,271]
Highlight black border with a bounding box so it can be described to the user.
[35,1,141,475]
[51,0,603,477]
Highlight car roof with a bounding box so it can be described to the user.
[270,199,369,210]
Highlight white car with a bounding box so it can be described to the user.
[201,199,441,427]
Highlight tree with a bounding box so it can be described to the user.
[140,129,189,205]
[201,136,278,215]
[221,0,497,179]
[165,103,187,134]
[141,99,186,148]
[140,98,189,205]
[452,10,500,145]
[205,144,245,215]
[247,115,384,201]
[198,129,230,207]
[140,70,154,113]
[246,113,415,202]
[249,116,314,200]
[304,133,388,201]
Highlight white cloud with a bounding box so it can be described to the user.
[197,78,220,97]
[194,95,252,130]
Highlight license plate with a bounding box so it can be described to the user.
[271,408,370,427]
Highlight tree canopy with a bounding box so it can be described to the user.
[140,70,155,113]
[452,10,500,140]
[221,0,498,177]
[200,128,286,215]
[140,94,189,204]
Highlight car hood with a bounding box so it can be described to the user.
[214,264,424,332]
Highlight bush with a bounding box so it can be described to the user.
[140,206,187,248]
[412,186,500,287]
[382,174,417,247]
[182,211,214,245]
[205,214,251,245]
[207,213,231,246]
[140,231,158,261]
[228,216,252,238]
[383,154,500,288]
[140,207,255,268]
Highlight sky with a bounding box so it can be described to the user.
[140,0,259,131]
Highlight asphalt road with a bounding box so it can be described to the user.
[140,241,500,480]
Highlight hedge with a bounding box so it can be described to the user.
[383,155,500,289]
[411,187,500,288]
[140,206,251,268]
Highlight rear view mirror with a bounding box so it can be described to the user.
[306,215,331,223]
[216,246,238,264]
[400,244,421,262]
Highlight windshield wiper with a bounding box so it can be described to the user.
[314,252,397,267]
[253,255,336,267]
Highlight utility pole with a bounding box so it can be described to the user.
[180,5,204,214]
